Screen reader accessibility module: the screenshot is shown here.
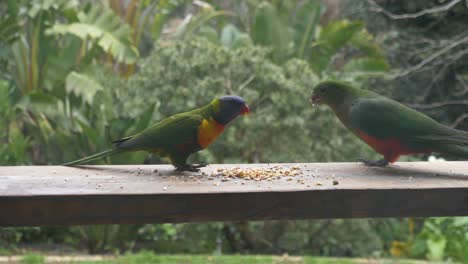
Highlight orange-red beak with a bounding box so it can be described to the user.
[241,104,250,115]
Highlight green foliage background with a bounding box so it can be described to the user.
[1,0,467,262]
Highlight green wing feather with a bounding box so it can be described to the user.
[116,113,204,151]
[349,97,440,139]
[349,96,468,155]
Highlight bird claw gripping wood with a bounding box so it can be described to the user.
[176,164,207,172]
[357,159,389,167]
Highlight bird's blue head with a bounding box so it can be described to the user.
[213,95,249,125]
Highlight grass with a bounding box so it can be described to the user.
[7,251,437,264]
[79,253,284,264]
[21,253,45,264]
[76,251,431,264]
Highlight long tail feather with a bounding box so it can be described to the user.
[112,136,133,145]
[436,144,468,158]
[62,148,122,166]
[434,127,468,158]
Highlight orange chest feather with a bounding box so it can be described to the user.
[197,118,225,148]
[356,130,425,163]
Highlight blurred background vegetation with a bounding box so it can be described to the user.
[1,0,468,262]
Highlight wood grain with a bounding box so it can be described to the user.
[0,162,468,226]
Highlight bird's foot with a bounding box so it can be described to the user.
[357,158,389,167]
[176,164,207,172]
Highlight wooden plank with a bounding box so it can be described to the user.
[0,162,468,226]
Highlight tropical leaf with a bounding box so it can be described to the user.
[0,124,31,165]
[65,71,103,104]
[15,92,62,121]
[10,36,40,93]
[17,93,59,107]
[0,80,12,127]
[5,0,83,94]
[350,29,385,59]
[310,20,364,74]
[175,9,233,39]
[220,24,251,49]
[251,1,289,59]
[76,120,99,148]
[0,3,20,45]
[28,0,79,18]
[47,6,139,64]
[126,103,156,135]
[343,57,390,72]
[292,0,324,59]
[43,37,82,90]
[151,0,187,40]
[198,26,219,44]
[453,217,468,226]
[426,238,446,261]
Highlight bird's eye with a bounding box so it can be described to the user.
[320,88,326,93]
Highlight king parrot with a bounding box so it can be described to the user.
[311,80,468,166]
[63,96,250,171]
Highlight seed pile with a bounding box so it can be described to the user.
[209,166,303,181]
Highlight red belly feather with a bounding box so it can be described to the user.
[356,130,428,163]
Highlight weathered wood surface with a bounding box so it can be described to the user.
[1,162,468,226]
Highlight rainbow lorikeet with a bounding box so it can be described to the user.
[311,81,468,166]
[63,96,249,171]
